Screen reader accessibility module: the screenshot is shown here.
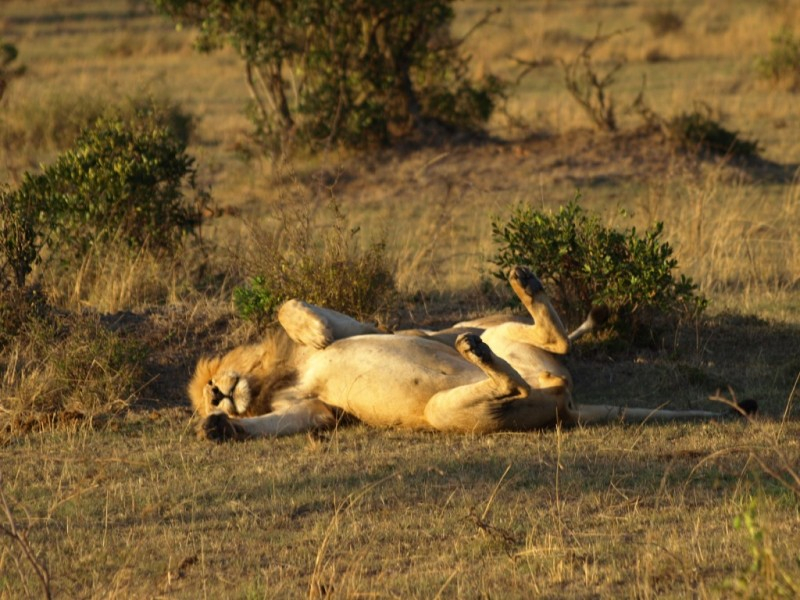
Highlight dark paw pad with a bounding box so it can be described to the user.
[510,266,544,295]
[199,412,244,442]
[456,333,492,364]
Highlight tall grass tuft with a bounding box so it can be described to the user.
[44,238,205,313]
[233,178,396,326]
[0,311,146,442]
[755,28,800,90]
[641,164,800,302]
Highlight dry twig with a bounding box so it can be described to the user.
[0,472,52,599]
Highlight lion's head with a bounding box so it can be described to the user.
[188,354,251,418]
[188,330,299,418]
[196,365,252,417]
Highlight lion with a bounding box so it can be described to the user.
[190,266,751,441]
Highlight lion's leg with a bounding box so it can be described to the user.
[423,333,572,432]
[277,299,381,349]
[455,332,530,394]
[199,397,335,441]
[497,266,570,355]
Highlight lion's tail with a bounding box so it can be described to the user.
[572,402,753,425]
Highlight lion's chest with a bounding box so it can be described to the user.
[299,335,483,428]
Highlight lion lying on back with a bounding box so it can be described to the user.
[190,266,748,441]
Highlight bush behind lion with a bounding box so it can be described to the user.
[491,198,706,344]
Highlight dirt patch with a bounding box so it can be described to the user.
[100,305,259,410]
[323,128,680,200]
[299,127,796,210]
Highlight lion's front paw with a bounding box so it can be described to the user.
[197,412,248,442]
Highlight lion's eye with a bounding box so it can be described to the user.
[208,380,214,386]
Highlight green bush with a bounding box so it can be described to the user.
[0,185,44,290]
[234,200,396,325]
[755,28,800,88]
[233,276,282,324]
[153,0,504,151]
[2,103,203,284]
[491,200,706,340]
[667,106,759,158]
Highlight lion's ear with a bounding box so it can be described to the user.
[188,357,221,417]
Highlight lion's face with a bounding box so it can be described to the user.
[202,371,252,416]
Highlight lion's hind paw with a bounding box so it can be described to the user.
[455,332,494,366]
[509,265,544,297]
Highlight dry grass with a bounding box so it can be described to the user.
[459,1,800,160]
[231,175,397,326]
[0,311,146,442]
[1,0,800,597]
[1,415,798,598]
[43,240,210,314]
[640,163,800,301]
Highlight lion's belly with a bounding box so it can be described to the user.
[301,336,485,429]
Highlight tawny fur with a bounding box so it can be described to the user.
[190,267,742,441]
[188,328,298,418]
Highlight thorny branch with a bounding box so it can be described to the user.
[0,472,52,599]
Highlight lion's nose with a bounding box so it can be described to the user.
[210,386,225,406]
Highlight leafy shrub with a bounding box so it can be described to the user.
[0,312,146,441]
[233,276,281,324]
[234,199,396,325]
[491,200,706,340]
[667,106,759,158]
[755,28,800,89]
[153,0,504,152]
[0,185,44,290]
[3,102,203,283]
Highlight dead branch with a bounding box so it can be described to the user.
[0,473,52,599]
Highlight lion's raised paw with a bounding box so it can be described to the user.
[278,300,334,349]
[509,265,544,297]
[455,333,493,366]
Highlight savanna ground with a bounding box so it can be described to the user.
[2,0,800,597]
